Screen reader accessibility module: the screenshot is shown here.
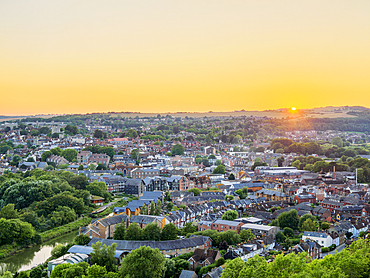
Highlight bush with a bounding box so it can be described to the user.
[322,247,329,252]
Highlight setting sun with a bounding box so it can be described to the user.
[291,107,297,111]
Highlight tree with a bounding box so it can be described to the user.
[120,246,165,278]
[61,149,78,162]
[222,210,238,221]
[240,229,255,242]
[130,148,140,162]
[251,161,268,171]
[228,173,235,180]
[298,214,317,230]
[188,188,201,196]
[321,222,330,230]
[65,125,78,135]
[94,129,104,139]
[235,187,248,199]
[78,165,84,170]
[150,201,156,215]
[29,266,43,278]
[225,194,234,201]
[219,240,229,250]
[0,204,19,219]
[277,209,299,230]
[208,154,216,159]
[275,231,286,243]
[125,129,138,138]
[113,222,126,240]
[277,156,285,167]
[332,137,343,148]
[301,218,316,231]
[346,231,353,239]
[90,241,117,272]
[283,227,294,237]
[142,223,161,241]
[86,264,107,278]
[161,223,178,240]
[166,202,174,211]
[96,163,107,170]
[182,222,197,236]
[155,200,162,216]
[31,129,40,136]
[171,144,185,156]
[213,165,225,174]
[125,223,142,240]
[215,159,222,166]
[74,234,91,246]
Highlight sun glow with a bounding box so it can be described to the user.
[291,107,297,111]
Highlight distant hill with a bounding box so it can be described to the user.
[2,106,368,122]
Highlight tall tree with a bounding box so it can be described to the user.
[277,209,299,230]
[222,210,238,221]
[90,242,117,272]
[113,222,126,240]
[142,223,161,241]
[120,246,165,278]
[171,144,185,156]
[161,223,178,240]
[125,223,142,240]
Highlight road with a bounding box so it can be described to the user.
[321,243,346,258]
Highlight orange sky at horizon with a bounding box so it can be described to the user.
[1,0,370,116]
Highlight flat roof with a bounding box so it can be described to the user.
[241,224,277,231]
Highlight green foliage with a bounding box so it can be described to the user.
[142,223,161,241]
[222,210,238,221]
[125,129,138,138]
[181,222,197,236]
[171,144,185,156]
[277,209,299,230]
[161,223,178,240]
[222,238,370,278]
[235,187,248,199]
[298,214,317,230]
[113,222,126,240]
[213,165,225,174]
[301,218,317,231]
[90,241,117,272]
[74,234,91,245]
[86,264,107,278]
[187,188,201,196]
[120,246,165,278]
[130,148,140,161]
[125,222,142,240]
[283,227,294,237]
[64,125,79,135]
[251,161,268,171]
[240,229,255,242]
[0,204,19,219]
[0,218,35,245]
[225,194,234,201]
[321,222,330,230]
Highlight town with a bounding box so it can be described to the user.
[1,111,370,278]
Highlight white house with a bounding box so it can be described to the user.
[302,231,333,248]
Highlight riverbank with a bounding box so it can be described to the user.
[0,231,79,274]
[0,217,91,260]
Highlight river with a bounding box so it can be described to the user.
[0,230,79,275]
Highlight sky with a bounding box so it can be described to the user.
[1,0,370,116]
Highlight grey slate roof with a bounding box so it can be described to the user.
[87,235,210,251]
[68,245,124,258]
